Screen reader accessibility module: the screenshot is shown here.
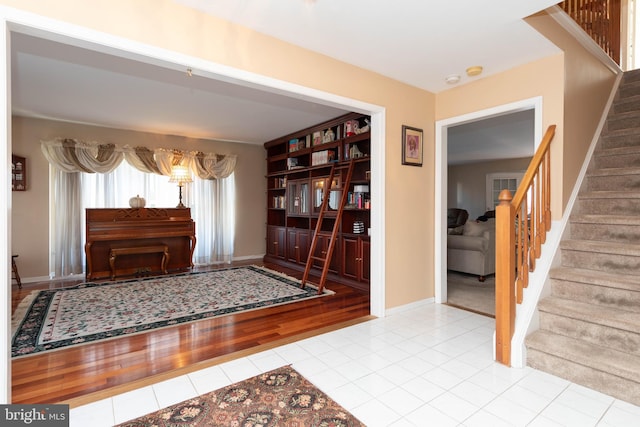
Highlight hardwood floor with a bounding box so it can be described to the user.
[10,261,371,406]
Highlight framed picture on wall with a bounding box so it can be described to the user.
[401,125,423,166]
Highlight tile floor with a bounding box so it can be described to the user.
[70,302,640,426]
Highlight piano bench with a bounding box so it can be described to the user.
[109,244,169,280]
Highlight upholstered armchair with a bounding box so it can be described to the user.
[447,208,469,229]
[447,218,496,282]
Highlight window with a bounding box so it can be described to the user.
[486,172,524,211]
[51,161,235,277]
[80,161,177,209]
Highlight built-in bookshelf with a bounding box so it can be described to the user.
[264,112,371,290]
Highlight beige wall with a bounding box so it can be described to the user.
[448,157,532,220]
[11,116,266,279]
[2,0,435,308]
[437,8,619,228]
[2,2,619,310]
[436,53,566,220]
[526,9,619,211]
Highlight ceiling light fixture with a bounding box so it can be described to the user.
[466,65,483,77]
[445,74,461,85]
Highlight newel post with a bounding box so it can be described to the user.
[495,189,516,366]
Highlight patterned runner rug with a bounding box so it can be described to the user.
[116,365,365,427]
[12,266,332,358]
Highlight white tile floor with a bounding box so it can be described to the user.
[70,302,640,426]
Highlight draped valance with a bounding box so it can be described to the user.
[41,138,237,179]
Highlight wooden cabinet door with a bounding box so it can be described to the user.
[267,226,286,260]
[342,236,369,282]
[361,238,370,283]
[313,233,339,274]
[341,236,359,281]
[298,230,310,265]
[287,229,309,264]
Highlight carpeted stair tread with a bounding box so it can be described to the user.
[587,166,640,177]
[617,79,640,99]
[613,94,640,114]
[570,214,640,226]
[601,125,640,137]
[578,190,640,199]
[550,267,640,292]
[599,132,640,150]
[607,109,640,129]
[550,268,640,313]
[621,70,640,81]
[622,68,640,83]
[527,71,640,406]
[592,145,640,169]
[607,109,640,121]
[538,297,640,331]
[584,168,640,192]
[594,145,640,157]
[526,330,640,386]
[614,92,640,103]
[561,238,640,256]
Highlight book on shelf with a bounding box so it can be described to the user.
[311,150,336,166]
[272,195,285,209]
[312,131,322,146]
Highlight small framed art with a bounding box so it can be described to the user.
[12,155,27,191]
[401,125,423,166]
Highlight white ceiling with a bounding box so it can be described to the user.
[176,0,561,93]
[447,109,535,165]
[11,0,561,160]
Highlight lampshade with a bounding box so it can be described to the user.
[169,165,193,184]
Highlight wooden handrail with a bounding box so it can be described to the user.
[560,0,621,64]
[495,125,556,366]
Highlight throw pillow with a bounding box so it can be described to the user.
[448,225,464,235]
[464,221,486,237]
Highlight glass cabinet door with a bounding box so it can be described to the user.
[312,178,327,214]
[287,180,309,215]
[299,181,309,214]
[328,177,341,211]
[312,177,341,213]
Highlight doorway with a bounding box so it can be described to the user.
[0,12,387,402]
[434,97,543,307]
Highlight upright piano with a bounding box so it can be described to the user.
[85,208,196,280]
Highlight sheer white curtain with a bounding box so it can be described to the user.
[51,169,84,277]
[190,173,236,264]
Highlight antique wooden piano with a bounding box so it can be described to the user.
[85,208,196,280]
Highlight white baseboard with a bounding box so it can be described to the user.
[385,297,435,316]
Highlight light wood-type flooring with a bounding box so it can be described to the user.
[10,261,371,406]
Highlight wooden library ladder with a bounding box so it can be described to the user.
[301,160,355,294]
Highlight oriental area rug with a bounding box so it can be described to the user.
[116,365,365,427]
[12,266,332,358]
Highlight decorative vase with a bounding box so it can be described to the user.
[129,195,146,208]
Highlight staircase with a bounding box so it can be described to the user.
[526,69,640,406]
